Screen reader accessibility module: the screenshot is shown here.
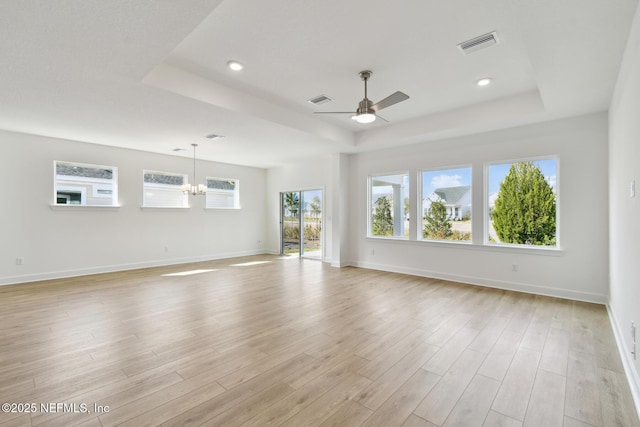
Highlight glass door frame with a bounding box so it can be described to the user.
[279,188,324,260]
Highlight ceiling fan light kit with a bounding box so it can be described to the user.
[314,70,409,124]
[355,113,376,123]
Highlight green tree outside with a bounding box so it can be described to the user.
[372,196,393,236]
[423,200,452,239]
[492,162,556,245]
[284,192,300,218]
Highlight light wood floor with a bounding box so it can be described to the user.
[0,255,638,427]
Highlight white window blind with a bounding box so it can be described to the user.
[143,171,188,208]
[206,178,239,209]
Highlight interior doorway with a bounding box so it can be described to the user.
[280,189,323,259]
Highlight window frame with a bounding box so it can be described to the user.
[142,169,189,209]
[367,171,410,240]
[205,176,240,210]
[485,156,559,249]
[53,160,118,207]
[418,164,473,244]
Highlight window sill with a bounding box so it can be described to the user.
[479,243,563,256]
[366,236,563,257]
[140,206,190,211]
[366,235,410,241]
[50,204,120,211]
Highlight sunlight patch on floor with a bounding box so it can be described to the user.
[229,261,271,267]
[161,269,218,277]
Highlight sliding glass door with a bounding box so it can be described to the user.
[280,189,322,259]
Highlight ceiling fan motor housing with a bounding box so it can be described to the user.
[357,98,375,115]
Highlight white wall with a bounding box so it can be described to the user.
[347,113,610,303]
[265,154,334,262]
[609,1,640,410]
[0,130,267,284]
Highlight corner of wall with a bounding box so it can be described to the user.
[607,303,640,421]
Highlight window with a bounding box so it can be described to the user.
[143,170,188,208]
[206,177,239,209]
[369,172,409,238]
[487,158,558,247]
[421,166,472,242]
[54,161,118,206]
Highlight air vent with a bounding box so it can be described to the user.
[307,94,333,105]
[205,134,225,140]
[457,31,499,55]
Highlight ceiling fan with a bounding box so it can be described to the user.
[314,70,409,124]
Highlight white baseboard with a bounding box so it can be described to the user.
[607,304,640,421]
[0,249,266,286]
[330,259,352,268]
[349,260,607,304]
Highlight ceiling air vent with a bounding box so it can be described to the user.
[457,31,499,55]
[205,134,225,140]
[307,94,333,105]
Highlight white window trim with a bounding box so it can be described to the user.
[53,160,118,207]
[367,171,410,240]
[142,170,189,209]
[418,164,473,244]
[205,176,240,210]
[484,155,559,249]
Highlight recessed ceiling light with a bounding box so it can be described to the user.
[227,60,243,71]
[205,133,225,140]
[477,77,493,87]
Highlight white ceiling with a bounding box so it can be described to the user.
[1,0,637,168]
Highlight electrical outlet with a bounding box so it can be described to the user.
[15,257,24,266]
[511,264,517,272]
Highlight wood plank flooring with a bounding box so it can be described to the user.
[0,255,638,427]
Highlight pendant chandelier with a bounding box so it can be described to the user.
[181,143,207,195]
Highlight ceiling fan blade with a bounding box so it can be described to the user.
[313,111,354,114]
[371,91,409,112]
